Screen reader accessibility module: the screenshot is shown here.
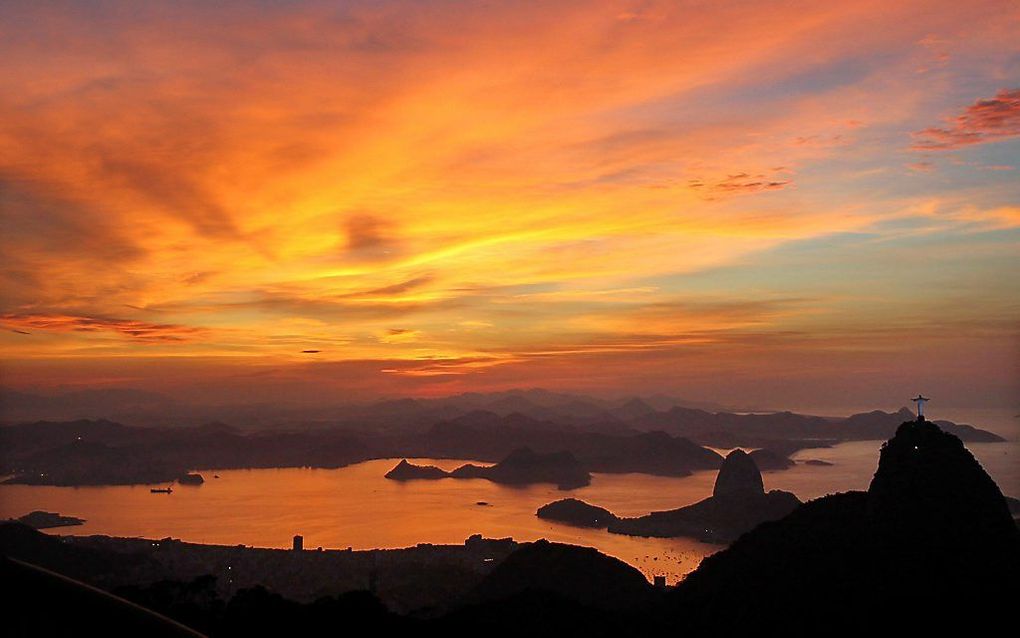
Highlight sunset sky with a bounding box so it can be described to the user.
[1,1,1018,410]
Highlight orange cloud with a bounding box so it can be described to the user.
[687,170,794,198]
[0,1,1017,408]
[0,314,205,343]
[912,88,1020,150]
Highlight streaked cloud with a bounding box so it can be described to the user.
[0,313,205,342]
[0,0,1017,408]
[687,170,794,198]
[912,88,1020,150]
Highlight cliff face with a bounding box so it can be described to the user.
[672,419,1020,633]
[712,449,764,497]
[607,449,798,541]
[867,418,1016,551]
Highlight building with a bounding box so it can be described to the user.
[293,535,303,551]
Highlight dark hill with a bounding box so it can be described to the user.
[670,418,1020,633]
[747,447,795,470]
[536,449,799,541]
[480,447,590,489]
[420,413,722,477]
[537,499,619,528]
[6,440,184,486]
[867,418,1017,554]
[0,522,156,585]
[3,556,205,637]
[712,449,763,496]
[384,459,450,480]
[466,539,653,611]
[609,449,799,541]
[631,405,1004,446]
[385,449,591,489]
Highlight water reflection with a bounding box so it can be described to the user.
[2,428,1015,584]
[0,458,723,583]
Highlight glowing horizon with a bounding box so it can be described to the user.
[1,1,1018,409]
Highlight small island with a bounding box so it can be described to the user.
[177,472,205,485]
[385,447,592,489]
[804,459,834,466]
[15,510,86,529]
[385,459,450,480]
[537,499,618,528]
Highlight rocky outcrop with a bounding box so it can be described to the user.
[386,449,591,489]
[537,499,619,528]
[537,449,799,541]
[866,418,1018,561]
[609,489,800,542]
[14,511,85,529]
[384,459,450,480]
[610,449,799,541]
[670,418,1020,633]
[712,449,764,496]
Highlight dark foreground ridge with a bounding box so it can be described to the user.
[3,418,1017,636]
[670,417,1020,633]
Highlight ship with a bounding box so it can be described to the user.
[150,486,173,494]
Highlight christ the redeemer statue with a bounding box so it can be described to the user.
[912,395,929,420]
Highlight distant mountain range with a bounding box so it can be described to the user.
[0,389,1004,487]
[0,386,736,429]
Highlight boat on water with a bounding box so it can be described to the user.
[150,486,173,494]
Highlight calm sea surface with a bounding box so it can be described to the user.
[2,408,1016,583]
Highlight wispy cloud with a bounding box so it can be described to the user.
[0,1,1017,406]
[687,170,794,198]
[0,313,205,342]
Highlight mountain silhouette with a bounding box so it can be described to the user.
[3,556,206,637]
[465,539,653,611]
[608,449,800,541]
[5,413,1017,638]
[538,449,799,541]
[4,398,1002,487]
[712,449,763,496]
[384,458,449,480]
[385,447,592,489]
[537,499,619,528]
[670,418,1020,633]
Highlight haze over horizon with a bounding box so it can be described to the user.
[2,1,1019,411]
